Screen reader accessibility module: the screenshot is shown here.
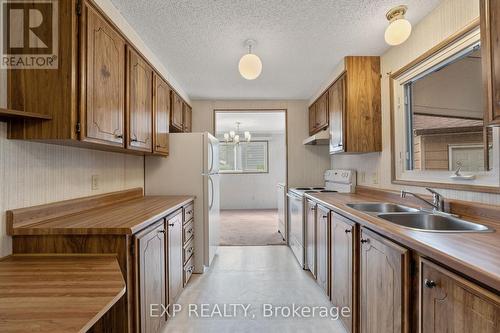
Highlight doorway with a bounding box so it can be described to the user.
[214,110,287,246]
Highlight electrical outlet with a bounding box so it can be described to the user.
[91,175,99,191]
[372,172,379,185]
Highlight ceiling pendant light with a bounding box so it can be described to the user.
[384,5,412,46]
[224,122,251,145]
[238,39,262,80]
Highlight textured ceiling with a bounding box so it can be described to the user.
[110,0,441,100]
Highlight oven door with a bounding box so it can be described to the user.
[287,191,304,267]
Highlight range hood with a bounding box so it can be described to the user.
[303,129,329,145]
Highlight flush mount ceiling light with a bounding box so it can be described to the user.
[384,5,412,46]
[238,39,262,80]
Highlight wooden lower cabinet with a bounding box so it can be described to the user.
[11,200,195,333]
[359,227,410,333]
[330,212,358,333]
[316,205,330,295]
[306,199,317,277]
[167,211,184,305]
[420,258,500,333]
[135,220,166,333]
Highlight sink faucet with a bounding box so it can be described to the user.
[400,188,445,212]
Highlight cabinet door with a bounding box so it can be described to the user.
[135,220,166,333]
[167,211,184,304]
[481,0,500,125]
[316,205,330,295]
[170,92,184,131]
[183,104,192,132]
[331,212,357,333]
[127,48,153,152]
[305,199,317,277]
[329,75,346,153]
[315,92,329,130]
[153,74,170,155]
[309,103,317,135]
[420,258,500,333]
[82,2,125,146]
[360,227,409,333]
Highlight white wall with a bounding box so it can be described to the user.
[220,133,286,209]
[191,100,331,189]
[322,0,500,204]
[0,123,144,257]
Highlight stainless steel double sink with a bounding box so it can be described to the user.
[346,203,494,233]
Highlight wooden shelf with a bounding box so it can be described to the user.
[0,107,52,120]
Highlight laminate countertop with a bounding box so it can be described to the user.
[305,189,500,292]
[7,194,195,236]
[0,254,125,333]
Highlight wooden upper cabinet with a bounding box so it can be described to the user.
[360,227,409,333]
[316,205,330,295]
[170,92,184,132]
[309,56,381,154]
[183,104,192,133]
[315,92,329,131]
[127,48,153,152]
[135,220,166,333]
[309,103,317,135]
[305,199,317,277]
[330,212,357,333]
[167,211,184,305]
[420,258,500,333]
[329,75,346,153]
[81,2,126,146]
[481,0,500,126]
[153,74,170,156]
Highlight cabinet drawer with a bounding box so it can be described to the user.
[183,238,194,264]
[184,203,194,224]
[183,220,194,244]
[183,256,195,286]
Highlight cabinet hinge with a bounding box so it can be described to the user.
[76,0,82,16]
[75,122,81,133]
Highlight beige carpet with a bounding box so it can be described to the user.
[219,209,286,246]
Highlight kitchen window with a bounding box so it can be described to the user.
[219,141,269,174]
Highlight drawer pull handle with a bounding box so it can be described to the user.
[157,229,166,234]
[114,134,123,139]
[360,238,369,244]
[168,223,175,227]
[424,279,437,289]
[345,229,351,234]
[187,247,193,254]
[322,215,328,218]
[187,229,193,234]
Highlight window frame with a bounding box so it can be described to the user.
[218,140,270,174]
[390,24,500,192]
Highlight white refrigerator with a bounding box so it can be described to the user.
[145,132,220,273]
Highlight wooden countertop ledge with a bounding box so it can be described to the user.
[6,188,195,235]
[305,186,500,292]
[0,254,125,333]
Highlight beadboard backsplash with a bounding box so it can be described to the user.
[0,123,144,257]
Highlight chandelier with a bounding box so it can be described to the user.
[223,122,251,144]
